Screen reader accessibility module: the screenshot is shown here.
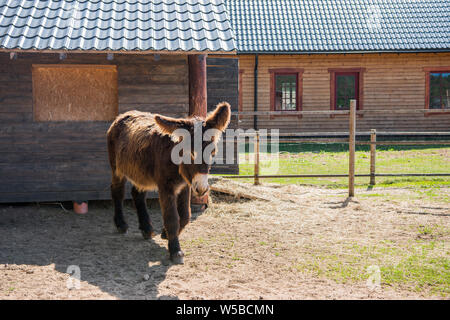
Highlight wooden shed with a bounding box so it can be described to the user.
[0,0,238,203]
[226,0,450,132]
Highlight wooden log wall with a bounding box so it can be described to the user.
[0,53,238,203]
[207,57,239,174]
[238,53,450,132]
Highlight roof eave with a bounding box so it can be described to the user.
[0,48,237,55]
[237,49,450,55]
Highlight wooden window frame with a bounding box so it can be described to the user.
[424,67,450,116]
[328,68,365,117]
[269,68,303,118]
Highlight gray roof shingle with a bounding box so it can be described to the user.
[226,0,450,53]
[0,0,236,52]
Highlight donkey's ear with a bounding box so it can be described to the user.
[206,102,231,132]
[154,115,190,136]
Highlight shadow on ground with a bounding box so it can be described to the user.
[0,199,202,299]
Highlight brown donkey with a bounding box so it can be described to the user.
[107,102,231,264]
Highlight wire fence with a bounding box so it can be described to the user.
[221,100,450,196]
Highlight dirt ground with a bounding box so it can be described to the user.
[0,180,448,300]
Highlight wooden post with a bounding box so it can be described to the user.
[254,131,260,185]
[188,54,208,210]
[188,54,207,118]
[370,129,376,185]
[348,99,356,197]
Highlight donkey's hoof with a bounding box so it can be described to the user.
[141,230,156,240]
[160,229,168,240]
[170,251,184,264]
[116,225,128,234]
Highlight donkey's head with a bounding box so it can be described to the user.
[155,102,231,196]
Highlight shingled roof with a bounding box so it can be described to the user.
[226,0,450,53]
[0,0,236,52]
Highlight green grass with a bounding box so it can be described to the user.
[218,143,450,201]
[292,237,450,297]
[211,143,450,295]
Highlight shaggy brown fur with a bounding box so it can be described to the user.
[107,102,231,264]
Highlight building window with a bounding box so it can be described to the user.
[269,68,303,114]
[32,64,118,121]
[429,72,450,109]
[335,73,358,110]
[329,68,365,112]
[275,74,297,110]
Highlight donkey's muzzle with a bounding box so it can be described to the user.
[192,173,209,197]
[194,186,209,197]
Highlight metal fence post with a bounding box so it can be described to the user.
[370,129,377,185]
[348,100,356,197]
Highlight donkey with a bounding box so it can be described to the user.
[106,102,231,264]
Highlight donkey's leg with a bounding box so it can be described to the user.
[158,188,184,264]
[111,175,128,234]
[177,185,191,235]
[131,185,155,240]
[160,185,191,239]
